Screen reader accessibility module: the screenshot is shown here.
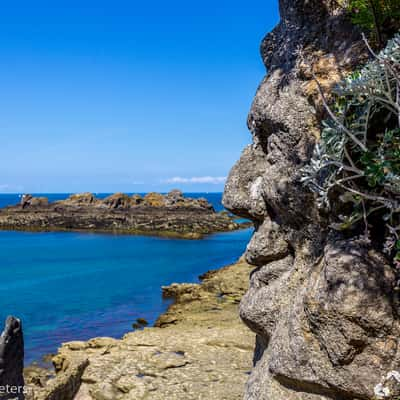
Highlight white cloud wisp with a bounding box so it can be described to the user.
[163,176,226,185]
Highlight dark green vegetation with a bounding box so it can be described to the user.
[346,0,400,46]
[302,33,400,264]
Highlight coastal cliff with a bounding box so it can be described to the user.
[0,191,242,238]
[223,1,400,399]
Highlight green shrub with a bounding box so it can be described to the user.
[302,33,400,264]
[346,0,400,46]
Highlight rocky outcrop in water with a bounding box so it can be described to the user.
[0,191,243,238]
[26,259,255,400]
[223,1,400,399]
[0,317,25,400]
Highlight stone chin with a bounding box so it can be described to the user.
[239,255,294,340]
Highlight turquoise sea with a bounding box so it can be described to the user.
[0,193,252,365]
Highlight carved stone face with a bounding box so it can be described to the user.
[222,70,327,400]
[222,4,400,400]
[223,66,322,344]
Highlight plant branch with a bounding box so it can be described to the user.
[311,70,368,152]
[338,183,396,205]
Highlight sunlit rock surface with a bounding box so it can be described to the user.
[223,1,400,399]
[0,191,243,238]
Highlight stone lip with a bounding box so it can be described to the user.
[0,191,247,238]
[25,259,255,400]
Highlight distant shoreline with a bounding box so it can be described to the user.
[0,222,251,239]
[0,191,249,238]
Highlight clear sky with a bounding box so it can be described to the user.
[0,0,279,193]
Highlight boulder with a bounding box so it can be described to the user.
[29,197,49,207]
[143,192,166,207]
[102,193,132,209]
[195,197,214,211]
[20,195,48,209]
[131,194,143,205]
[164,189,184,206]
[30,358,88,400]
[61,193,97,206]
[0,317,24,400]
[20,194,33,209]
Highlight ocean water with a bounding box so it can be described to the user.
[0,193,253,365]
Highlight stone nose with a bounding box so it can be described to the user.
[222,144,269,222]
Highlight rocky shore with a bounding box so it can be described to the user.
[23,258,254,400]
[5,1,400,399]
[0,191,244,238]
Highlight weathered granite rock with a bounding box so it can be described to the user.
[20,195,33,209]
[0,191,245,238]
[223,1,400,399]
[29,198,49,208]
[28,358,89,400]
[20,195,48,209]
[102,193,133,209]
[61,193,97,206]
[130,194,143,205]
[143,192,166,207]
[27,260,255,400]
[164,189,185,206]
[0,317,24,400]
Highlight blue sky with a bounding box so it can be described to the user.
[0,1,279,193]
